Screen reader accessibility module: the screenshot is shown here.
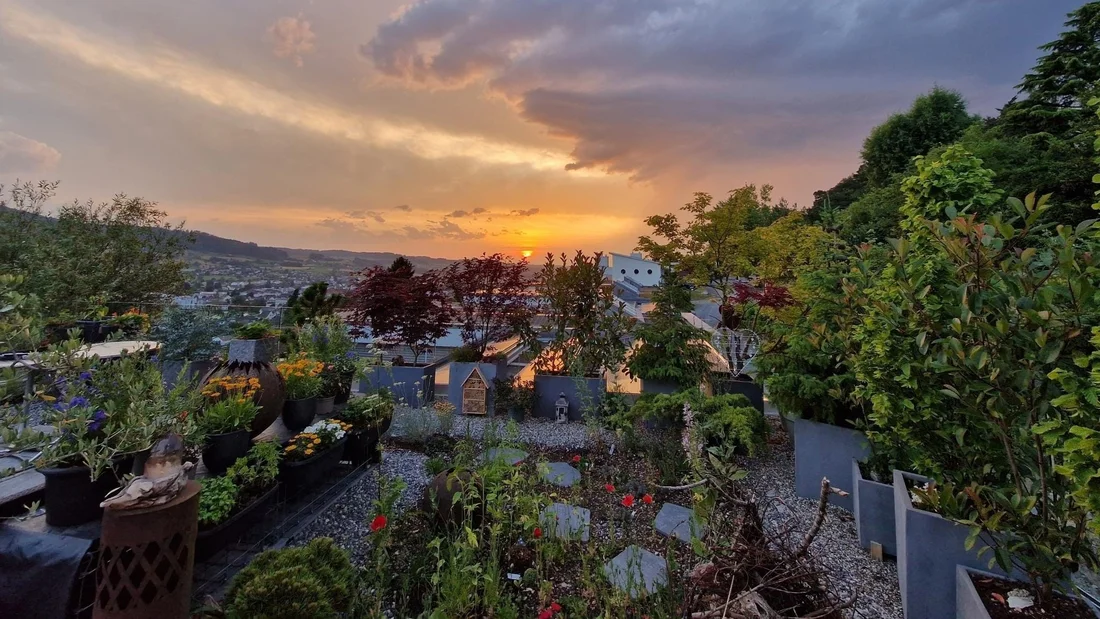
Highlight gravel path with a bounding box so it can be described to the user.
[738,423,903,619]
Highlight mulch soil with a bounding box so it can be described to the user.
[970,572,1096,619]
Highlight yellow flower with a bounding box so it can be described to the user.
[286,445,297,451]
[305,449,314,456]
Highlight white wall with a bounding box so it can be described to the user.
[607,253,661,287]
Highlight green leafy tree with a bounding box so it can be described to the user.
[285,282,345,326]
[837,181,905,244]
[626,272,713,389]
[0,181,190,319]
[523,251,630,376]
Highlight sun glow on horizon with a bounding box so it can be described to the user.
[521,250,534,258]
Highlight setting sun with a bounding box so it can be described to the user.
[521,250,533,258]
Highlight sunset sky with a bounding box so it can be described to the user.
[0,0,1080,258]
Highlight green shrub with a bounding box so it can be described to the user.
[226,441,281,495]
[449,344,483,363]
[698,397,767,457]
[629,390,704,426]
[198,476,238,527]
[234,320,275,340]
[425,456,448,476]
[225,538,358,619]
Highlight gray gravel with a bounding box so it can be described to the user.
[738,422,903,619]
[288,448,430,564]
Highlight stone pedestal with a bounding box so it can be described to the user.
[94,481,199,619]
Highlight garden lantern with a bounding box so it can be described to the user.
[555,392,569,424]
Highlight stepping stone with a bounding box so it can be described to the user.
[603,545,667,598]
[654,503,705,543]
[540,503,591,542]
[538,462,580,487]
[482,447,527,466]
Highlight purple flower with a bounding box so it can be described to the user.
[87,409,107,432]
[78,371,93,382]
[345,351,356,359]
[68,396,89,409]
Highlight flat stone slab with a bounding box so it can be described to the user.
[654,502,705,543]
[482,447,527,466]
[540,502,590,542]
[603,545,667,598]
[538,462,580,487]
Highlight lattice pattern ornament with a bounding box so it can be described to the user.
[94,480,199,619]
[711,328,760,377]
[462,372,488,415]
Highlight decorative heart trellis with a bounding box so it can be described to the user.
[711,328,760,378]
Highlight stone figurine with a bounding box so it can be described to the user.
[101,434,192,510]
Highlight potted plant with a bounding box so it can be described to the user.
[195,441,281,561]
[33,354,167,526]
[315,363,340,418]
[508,380,535,423]
[519,252,630,419]
[202,320,286,435]
[331,353,358,409]
[279,419,350,495]
[339,390,394,466]
[277,355,324,432]
[955,565,1099,619]
[151,306,225,388]
[197,376,260,476]
[74,297,113,344]
[625,272,713,395]
[109,308,150,339]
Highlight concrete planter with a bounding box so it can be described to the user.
[852,459,896,556]
[639,379,682,395]
[161,359,217,390]
[786,415,869,512]
[446,362,502,415]
[716,377,765,412]
[228,337,279,364]
[894,470,1014,619]
[956,566,1100,619]
[533,374,606,421]
[360,365,437,407]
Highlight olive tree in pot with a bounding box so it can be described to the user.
[277,355,324,432]
[197,376,260,476]
[339,389,394,466]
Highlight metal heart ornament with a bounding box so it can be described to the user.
[711,328,760,378]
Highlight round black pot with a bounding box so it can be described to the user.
[282,397,316,433]
[39,456,133,527]
[75,320,107,344]
[201,429,252,476]
[333,387,351,407]
[315,396,336,420]
[279,437,347,496]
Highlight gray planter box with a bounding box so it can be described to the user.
[228,337,279,363]
[956,566,1100,619]
[446,362,502,415]
[360,365,436,406]
[852,459,896,556]
[533,374,606,421]
[639,379,682,395]
[895,470,1015,619]
[787,416,869,512]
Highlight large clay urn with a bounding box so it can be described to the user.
[201,337,286,436]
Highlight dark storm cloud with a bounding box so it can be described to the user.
[365,0,1080,182]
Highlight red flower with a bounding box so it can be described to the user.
[604,483,615,493]
[533,527,543,539]
[621,494,635,507]
[370,514,387,532]
[642,493,653,505]
[571,455,581,463]
[538,611,553,619]
[550,602,562,612]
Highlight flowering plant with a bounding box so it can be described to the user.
[198,376,261,435]
[277,355,324,400]
[110,308,151,337]
[283,419,350,462]
[432,400,456,415]
[341,390,394,429]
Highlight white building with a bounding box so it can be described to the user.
[605,252,662,287]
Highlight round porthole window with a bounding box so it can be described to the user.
[620,269,626,274]
[647,269,653,275]
[634,269,639,274]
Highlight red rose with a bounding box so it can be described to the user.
[642,493,653,505]
[571,455,581,463]
[538,611,553,619]
[533,527,543,539]
[370,514,387,532]
[604,483,615,493]
[550,602,562,612]
[621,495,635,507]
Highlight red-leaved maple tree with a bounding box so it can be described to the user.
[348,259,452,365]
[444,253,534,357]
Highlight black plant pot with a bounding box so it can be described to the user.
[344,428,381,466]
[195,483,279,561]
[201,429,252,476]
[76,320,108,344]
[509,407,525,424]
[282,397,316,433]
[39,456,133,527]
[279,437,347,496]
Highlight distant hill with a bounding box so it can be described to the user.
[183,229,454,271]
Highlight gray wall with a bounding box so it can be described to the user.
[852,460,896,556]
[787,416,869,512]
[360,365,437,406]
[533,375,606,420]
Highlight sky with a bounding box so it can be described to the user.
[0,0,1083,259]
